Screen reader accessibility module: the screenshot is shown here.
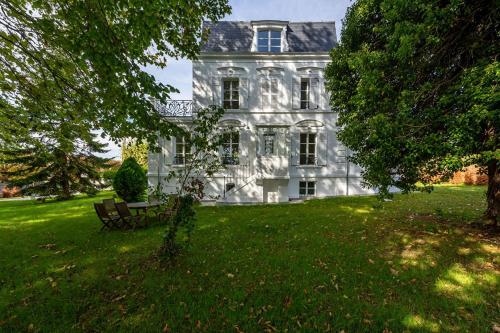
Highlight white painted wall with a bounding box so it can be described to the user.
[148,53,376,203]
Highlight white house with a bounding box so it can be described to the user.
[148,20,377,203]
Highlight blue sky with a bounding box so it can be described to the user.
[103,0,353,158]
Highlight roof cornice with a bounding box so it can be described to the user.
[198,52,331,60]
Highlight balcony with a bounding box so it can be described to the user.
[257,156,289,179]
[154,100,193,117]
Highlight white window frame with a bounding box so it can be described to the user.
[299,181,316,197]
[221,131,239,165]
[300,78,310,109]
[262,77,279,109]
[223,78,239,110]
[174,136,191,165]
[299,133,317,165]
[263,133,276,156]
[257,29,281,52]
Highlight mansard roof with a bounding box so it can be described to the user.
[201,21,337,53]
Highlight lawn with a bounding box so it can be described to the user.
[0,186,498,332]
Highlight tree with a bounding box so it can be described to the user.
[0,0,231,146]
[122,140,148,168]
[1,130,110,200]
[325,0,499,225]
[154,106,225,258]
[113,157,147,202]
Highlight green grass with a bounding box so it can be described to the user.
[0,186,498,332]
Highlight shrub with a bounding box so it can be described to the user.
[113,157,147,202]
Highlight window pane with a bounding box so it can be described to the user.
[307,155,315,165]
[231,101,239,109]
[270,46,281,52]
[224,91,230,100]
[308,182,315,188]
[271,95,278,106]
[223,101,231,109]
[307,188,315,195]
[232,90,239,100]
[299,155,306,165]
[300,133,307,143]
[270,38,280,47]
[309,133,316,142]
[270,30,281,38]
[258,30,269,39]
[271,80,278,93]
[258,45,269,52]
[309,143,315,154]
[299,188,306,195]
[223,81,231,89]
[301,101,308,109]
[301,80,309,90]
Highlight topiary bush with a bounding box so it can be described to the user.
[112,157,147,202]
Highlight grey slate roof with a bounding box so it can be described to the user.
[201,21,336,53]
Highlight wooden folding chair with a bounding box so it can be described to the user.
[103,198,119,218]
[115,202,147,230]
[94,203,121,231]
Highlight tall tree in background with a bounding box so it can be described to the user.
[1,128,110,200]
[0,0,231,145]
[325,0,499,225]
[122,140,148,168]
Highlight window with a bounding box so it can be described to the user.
[263,133,275,155]
[299,181,316,197]
[221,131,239,165]
[299,133,316,165]
[225,183,235,192]
[223,79,239,109]
[262,78,279,109]
[257,30,281,52]
[174,136,191,165]
[300,78,310,109]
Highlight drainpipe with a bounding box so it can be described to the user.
[223,175,226,199]
[157,132,161,190]
[346,149,349,196]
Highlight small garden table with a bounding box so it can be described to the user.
[127,201,161,223]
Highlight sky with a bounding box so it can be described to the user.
[103,0,353,159]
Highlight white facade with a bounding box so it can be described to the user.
[148,21,376,203]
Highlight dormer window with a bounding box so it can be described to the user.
[257,30,281,52]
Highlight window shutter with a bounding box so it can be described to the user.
[279,76,286,110]
[164,137,174,166]
[292,76,301,110]
[239,128,249,164]
[290,131,300,165]
[260,77,270,110]
[212,77,221,107]
[310,77,320,110]
[239,78,249,109]
[317,130,327,166]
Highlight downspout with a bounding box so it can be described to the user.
[157,130,161,190]
[346,149,349,196]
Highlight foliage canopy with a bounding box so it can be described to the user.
[325,0,499,222]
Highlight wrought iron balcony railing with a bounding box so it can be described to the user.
[154,99,194,117]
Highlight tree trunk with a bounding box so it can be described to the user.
[485,159,500,226]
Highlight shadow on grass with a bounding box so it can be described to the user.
[0,186,498,332]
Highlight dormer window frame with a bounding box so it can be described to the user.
[257,29,281,52]
[251,21,289,53]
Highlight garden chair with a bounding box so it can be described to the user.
[115,202,147,230]
[102,198,119,218]
[94,203,121,231]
